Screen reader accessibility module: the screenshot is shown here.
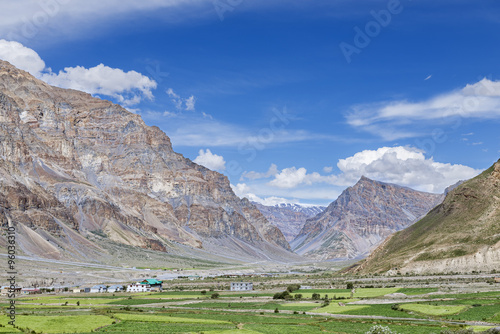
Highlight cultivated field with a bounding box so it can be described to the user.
[1,277,499,334]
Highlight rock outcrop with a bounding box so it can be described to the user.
[0,60,294,263]
[291,176,443,260]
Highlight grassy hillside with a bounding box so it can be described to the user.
[354,160,500,273]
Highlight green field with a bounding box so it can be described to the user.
[399,303,468,316]
[0,315,114,333]
[0,286,498,333]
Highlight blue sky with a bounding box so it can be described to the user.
[1,0,500,205]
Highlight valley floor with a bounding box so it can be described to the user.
[1,274,499,334]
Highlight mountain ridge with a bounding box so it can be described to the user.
[352,160,500,274]
[291,176,444,260]
[0,60,297,264]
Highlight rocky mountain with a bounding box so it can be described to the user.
[291,176,443,260]
[352,161,500,274]
[252,202,325,242]
[0,60,297,264]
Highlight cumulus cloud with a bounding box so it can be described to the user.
[41,64,157,106]
[0,40,156,106]
[0,39,45,75]
[268,167,331,189]
[264,146,481,193]
[193,149,226,171]
[334,146,480,192]
[347,78,500,140]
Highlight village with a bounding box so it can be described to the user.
[0,274,263,296]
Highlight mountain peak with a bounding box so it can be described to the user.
[355,159,500,274]
[0,61,295,264]
[291,178,443,260]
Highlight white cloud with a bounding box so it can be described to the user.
[323,166,333,173]
[167,88,196,111]
[41,64,157,106]
[241,164,278,180]
[0,39,45,75]
[185,95,196,111]
[0,40,156,106]
[0,1,215,44]
[268,167,332,189]
[231,183,328,206]
[193,149,226,171]
[264,146,481,193]
[231,182,340,206]
[347,78,500,140]
[334,146,481,192]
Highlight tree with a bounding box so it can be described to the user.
[211,292,220,299]
[286,284,301,293]
[294,294,303,300]
[273,291,291,300]
[76,301,80,306]
[312,293,321,300]
[346,282,354,290]
[274,308,279,313]
[201,290,207,295]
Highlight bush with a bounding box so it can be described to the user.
[287,284,301,293]
[274,308,279,313]
[347,282,354,290]
[365,325,399,334]
[273,291,291,300]
[201,290,207,295]
[294,294,303,300]
[312,293,321,300]
[211,292,220,299]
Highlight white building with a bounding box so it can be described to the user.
[108,285,124,293]
[230,282,253,291]
[127,283,151,293]
[90,285,107,293]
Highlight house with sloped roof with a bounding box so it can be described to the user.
[108,285,124,293]
[141,279,162,291]
[90,284,107,293]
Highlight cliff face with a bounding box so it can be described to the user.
[291,176,443,260]
[0,60,292,263]
[353,161,500,275]
[252,202,325,242]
